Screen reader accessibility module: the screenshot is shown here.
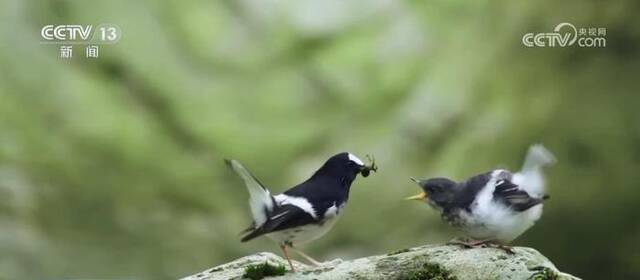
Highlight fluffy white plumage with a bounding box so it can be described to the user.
[460,144,555,242]
[461,170,542,242]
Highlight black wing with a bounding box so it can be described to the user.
[240,204,316,242]
[493,179,545,212]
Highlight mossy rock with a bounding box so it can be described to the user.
[180,245,581,280]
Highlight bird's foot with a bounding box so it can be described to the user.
[447,238,515,254]
[486,243,516,255]
[447,237,489,248]
[292,247,323,266]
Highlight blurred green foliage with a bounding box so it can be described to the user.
[0,0,639,279]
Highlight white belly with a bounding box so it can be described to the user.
[267,217,339,245]
[460,203,543,242]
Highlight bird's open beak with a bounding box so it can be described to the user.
[406,177,427,201]
[405,191,427,201]
[360,155,378,177]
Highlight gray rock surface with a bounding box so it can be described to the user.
[181,244,580,280]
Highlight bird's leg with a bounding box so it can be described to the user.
[280,244,295,272]
[291,247,323,266]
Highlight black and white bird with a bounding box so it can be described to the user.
[225,152,376,271]
[406,144,555,252]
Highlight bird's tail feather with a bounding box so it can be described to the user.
[238,223,256,235]
[225,159,273,227]
[240,228,264,243]
[521,144,556,172]
[515,144,555,197]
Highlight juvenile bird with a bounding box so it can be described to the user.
[406,144,555,252]
[225,152,377,271]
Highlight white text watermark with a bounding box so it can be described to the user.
[40,23,121,59]
[522,23,606,48]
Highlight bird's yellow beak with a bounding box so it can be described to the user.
[406,177,427,201]
[405,191,427,201]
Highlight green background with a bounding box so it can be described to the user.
[1,0,639,279]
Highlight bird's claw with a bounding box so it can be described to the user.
[447,238,515,255]
[494,244,516,255]
[447,238,483,248]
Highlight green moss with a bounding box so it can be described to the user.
[396,262,456,280]
[528,266,558,280]
[242,262,287,280]
[388,248,411,256]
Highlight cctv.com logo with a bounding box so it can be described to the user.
[522,22,606,48]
